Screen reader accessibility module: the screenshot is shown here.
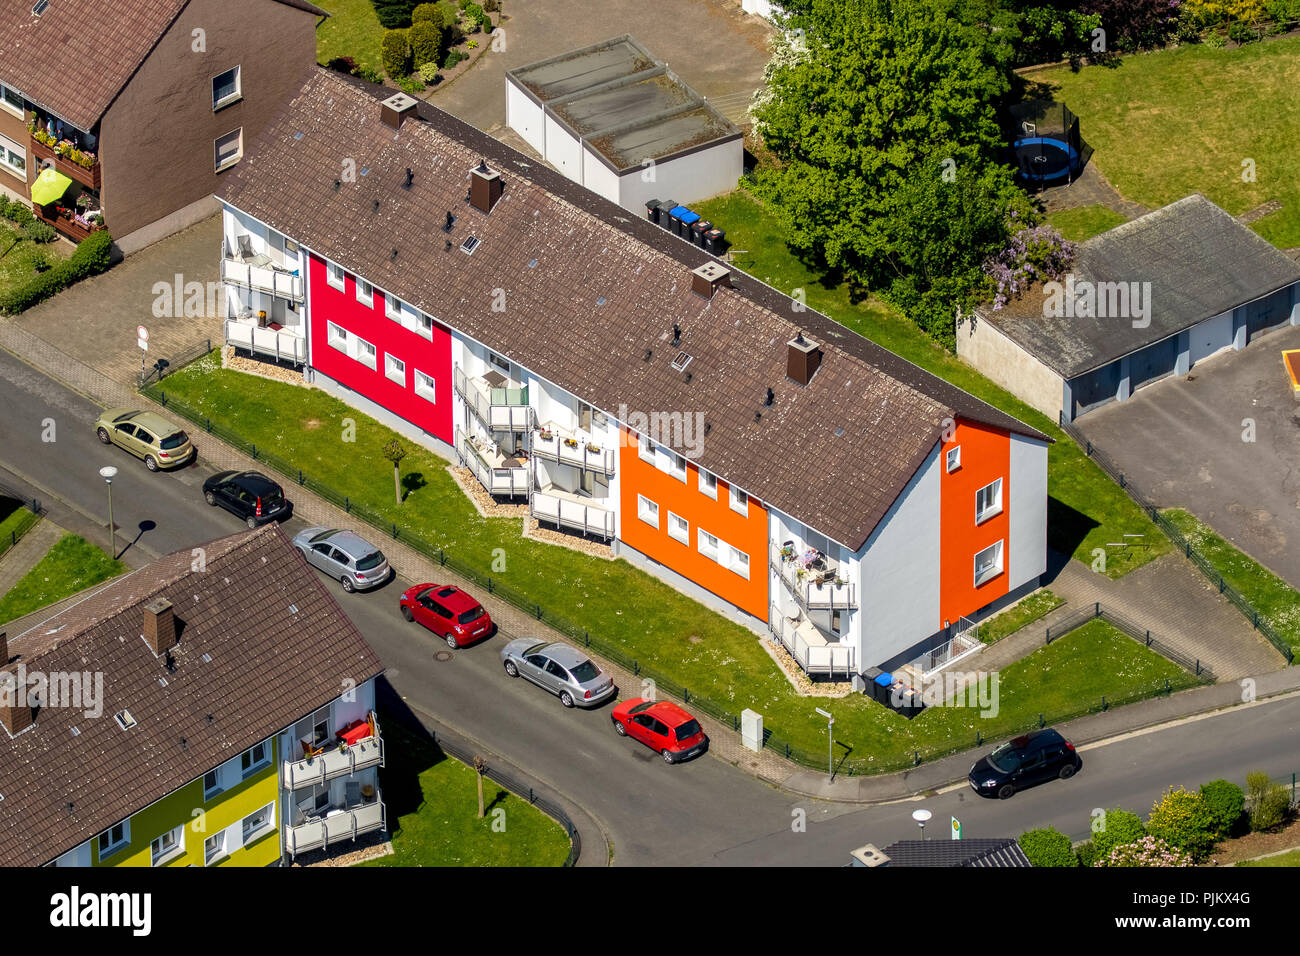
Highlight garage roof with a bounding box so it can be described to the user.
[975,195,1300,379]
[507,35,741,173]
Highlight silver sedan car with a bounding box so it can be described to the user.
[500,639,616,708]
[292,527,390,593]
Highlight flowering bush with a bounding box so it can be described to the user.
[1096,835,1194,867]
[1147,786,1216,860]
[983,222,1077,310]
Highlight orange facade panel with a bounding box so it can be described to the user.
[939,418,1011,624]
[617,427,769,619]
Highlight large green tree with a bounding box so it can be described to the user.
[752,0,1032,346]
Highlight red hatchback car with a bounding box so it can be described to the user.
[400,584,494,649]
[612,698,709,764]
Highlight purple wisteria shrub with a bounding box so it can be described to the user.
[983,222,1078,310]
[1095,835,1194,867]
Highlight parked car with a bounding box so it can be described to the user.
[94,408,194,471]
[201,470,292,528]
[292,527,390,593]
[499,639,616,708]
[968,728,1081,799]
[611,697,709,763]
[400,584,494,648]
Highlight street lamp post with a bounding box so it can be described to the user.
[99,465,117,553]
[912,808,932,841]
[815,707,835,782]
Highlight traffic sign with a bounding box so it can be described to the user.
[138,338,149,351]
[951,817,961,840]
[137,325,149,341]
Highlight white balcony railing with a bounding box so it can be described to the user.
[220,257,304,301]
[771,544,857,610]
[457,428,529,497]
[771,609,855,678]
[454,366,532,431]
[282,717,385,791]
[532,426,616,476]
[284,798,386,859]
[225,319,306,364]
[530,489,615,539]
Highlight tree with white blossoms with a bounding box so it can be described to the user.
[1095,835,1194,867]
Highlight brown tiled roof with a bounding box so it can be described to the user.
[0,0,327,131]
[0,524,383,867]
[220,69,1047,550]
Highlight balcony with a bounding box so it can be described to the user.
[225,317,306,365]
[772,543,857,610]
[531,485,615,539]
[454,366,532,431]
[457,427,529,497]
[532,424,616,477]
[771,608,855,679]
[29,135,101,189]
[282,713,385,790]
[284,794,386,860]
[33,203,106,243]
[220,257,303,302]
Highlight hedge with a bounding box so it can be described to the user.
[371,0,420,28]
[1200,779,1245,840]
[409,21,442,67]
[0,229,113,314]
[1018,827,1077,867]
[381,28,411,78]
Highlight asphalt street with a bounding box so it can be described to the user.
[2,345,1299,866]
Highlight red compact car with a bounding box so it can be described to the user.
[399,584,494,649]
[611,698,709,764]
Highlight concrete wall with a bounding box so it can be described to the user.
[1007,433,1048,590]
[505,78,545,156]
[957,312,1064,423]
[542,113,582,181]
[613,137,744,215]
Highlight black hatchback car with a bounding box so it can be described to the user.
[968,728,1081,799]
[202,470,292,528]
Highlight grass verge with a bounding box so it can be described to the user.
[1045,204,1129,242]
[0,533,125,624]
[979,589,1065,644]
[0,501,40,561]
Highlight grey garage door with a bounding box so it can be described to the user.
[1129,336,1178,392]
[1071,361,1122,419]
[1245,285,1293,340]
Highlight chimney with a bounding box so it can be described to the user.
[143,597,177,655]
[0,632,7,667]
[691,262,731,299]
[0,670,32,735]
[469,159,503,214]
[787,331,822,386]
[380,92,419,129]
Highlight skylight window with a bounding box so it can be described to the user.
[460,236,481,255]
[114,710,137,731]
[32,0,49,16]
[671,352,693,372]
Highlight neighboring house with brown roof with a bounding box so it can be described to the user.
[0,524,386,867]
[959,195,1300,423]
[217,68,1051,682]
[0,0,324,253]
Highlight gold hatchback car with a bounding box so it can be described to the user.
[95,408,195,471]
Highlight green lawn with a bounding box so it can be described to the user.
[0,533,125,624]
[0,223,68,297]
[1236,848,1300,867]
[694,189,1168,579]
[361,719,571,866]
[1162,508,1300,659]
[315,0,386,73]
[1030,36,1300,247]
[979,589,1065,645]
[159,354,1201,770]
[1045,205,1129,242]
[0,500,40,561]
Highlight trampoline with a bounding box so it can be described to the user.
[1014,136,1080,183]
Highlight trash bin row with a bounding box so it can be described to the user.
[863,668,924,719]
[645,199,726,254]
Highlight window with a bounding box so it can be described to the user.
[239,740,270,779]
[385,293,403,320]
[241,804,274,844]
[975,478,1003,524]
[946,446,961,473]
[488,351,510,374]
[729,485,749,517]
[974,540,1004,586]
[638,433,655,465]
[698,529,719,561]
[385,353,405,385]
[637,495,660,528]
[417,313,434,339]
[214,128,243,171]
[327,321,348,352]
[355,336,377,370]
[356,278,373,306]
[96,822,129,860]
[727,545,750,579]
[212,67,241,110]
[670,453,687,482]
[414,370,437,403]
[0,132,24,176]
[150,826,184,866]
[204,831,227,866]
[325,259,346,291]
[0,83,22,118]
[202,769,223,800]
[668,512,689,544]
[699,470,717,499]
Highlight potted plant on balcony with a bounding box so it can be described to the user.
[537,427,553,441]
[586,442,600,453]
[563,437,580,449]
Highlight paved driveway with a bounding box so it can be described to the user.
[1076,323,1300,590]
[428,0,773,138]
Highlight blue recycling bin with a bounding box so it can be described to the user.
[872,671,893,705]
[677,209,701,240]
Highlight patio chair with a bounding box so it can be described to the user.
[236,234,272,268]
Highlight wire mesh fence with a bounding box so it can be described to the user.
[1044,601,1213,680]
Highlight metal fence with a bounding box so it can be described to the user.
[0,490,43,562]
[1059,414,1295,665]
[1045,601,1214,681]
[138,338,211,388]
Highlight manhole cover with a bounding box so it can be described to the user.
[434,651,453,662]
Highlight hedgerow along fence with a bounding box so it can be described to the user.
[139,371,1212,776]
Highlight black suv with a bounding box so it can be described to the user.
[202,471,292,528]
[968,728,1082,799]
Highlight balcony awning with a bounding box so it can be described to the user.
[30,167,73,205]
